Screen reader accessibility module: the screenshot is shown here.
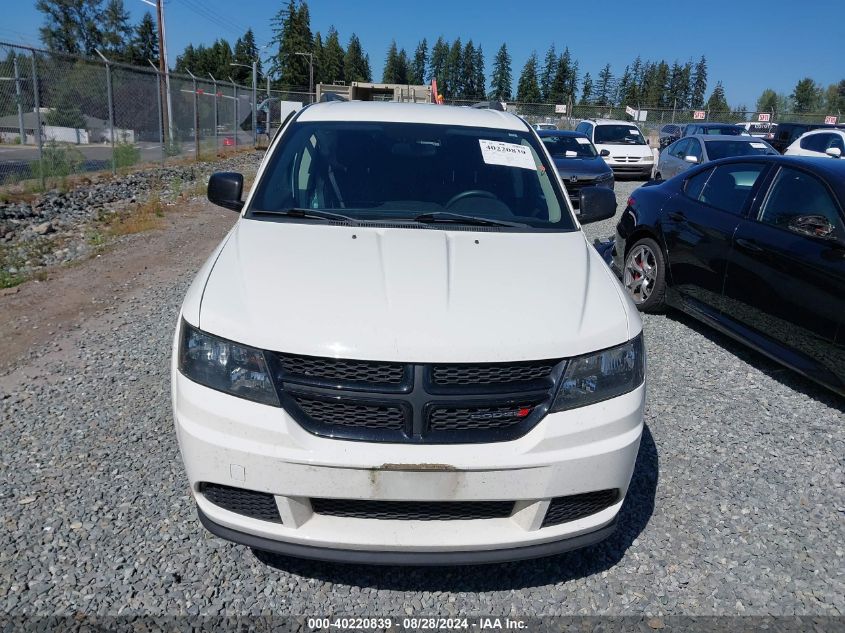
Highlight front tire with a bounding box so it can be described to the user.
[623,237,666,312]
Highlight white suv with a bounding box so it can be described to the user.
[575,119,654,179]
[785,129,845,159]
[172,101,646,564]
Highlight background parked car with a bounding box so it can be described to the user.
[538,130,615,208]
[575,119,654,179]
[785,129,845,159]
[659,124,684,151]
[682,122,746,137]
[656,135,778,179]
[610,155,845,395]
[735,121,777,139]
[533,122,558,131]
[769,122,845,153]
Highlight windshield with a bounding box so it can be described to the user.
[593,124,646,145]
[540,134,598,158]
[249,120,575,230]
[704,139,778,160]
[703,126,743,135]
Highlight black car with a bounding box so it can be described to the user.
[769,122,845,153]
[659,124,684,151]
[682,122,745,137]
[609,155,845,395]
[538,130,614,208]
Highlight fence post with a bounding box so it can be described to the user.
[230,77,238,150]
[95,50,116,174]
[148,60,165,165]
[209,73,218,155]
[29,51,44,188]
[12,55,25,145]
[185,70,199,160]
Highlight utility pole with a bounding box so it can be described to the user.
[143,0,173,143]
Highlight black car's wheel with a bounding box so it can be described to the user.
[623,237,666,312]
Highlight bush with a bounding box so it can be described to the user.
[114,142,141,169]
[29,142,85,181]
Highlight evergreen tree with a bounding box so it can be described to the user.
[489,43,512,101]
[690,55,708,108]
[36,0,103,56]
[706,81,729,115]
[443,38,462,98]
[540,44,556,102]
[756,88,778,115]
[472,46,485,100]
[625,56,643,105]
[579,72,593,104]
[311,32,324,84]
[397,48,409,84]
[233,28,261,83]
[46,85,86,128]
[595,63,614,106]
[343,33,371,82]
[824,80,845,113]
[125,11,157,66]
[616,65,632,107]
[410,39,428,85]
[460,40,477,99]
[516,52,540,103]
[428,37,448,84]
[100,0,131,60]
[566,59,579,104]
[270,0,313,89]
[666,61,683,107]
[382,40,400,83]
[322,26,345,84]
[791,77,821,113]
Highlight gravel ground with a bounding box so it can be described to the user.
[1,177,843,619]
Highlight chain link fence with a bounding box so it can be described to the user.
[0,41,315,189]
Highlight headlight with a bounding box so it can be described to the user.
[178,321,279,406]
[595,172,614,182]
[642,154,654,161]
[550,334,644,411]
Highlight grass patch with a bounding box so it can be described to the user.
[114,142,141,170]
[103,193,165,236]
[29,142,85,184]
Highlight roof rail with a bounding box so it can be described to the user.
[470,100,506,111]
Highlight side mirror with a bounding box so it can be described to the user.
[825,147,842,158]
[646,138,651,145]
[599,148,610,157]
[578,186,617,224]
[208,172,244,212]
[684,155,699,164]
[787,214,839,240]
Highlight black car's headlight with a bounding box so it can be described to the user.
[550,334,645,412]
[595,171,614,181]
[178,321,280,406]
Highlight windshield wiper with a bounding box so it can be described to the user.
[413,212,529,228]
[252,208,358,223]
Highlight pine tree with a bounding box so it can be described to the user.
[617,65,631,107]
[311,32,324,84]
[322,26,345,84]
[397,48,409,84]
[516,52,540,103]
[233,28,261,83]
[489,43,512,101]
[540,44,556,102]
[473,46,485,101]
[791,77,821,113]
[567,59,579,104]
[270,0,313,89]
[595,63,614,106]
[36,0,103,56]
[706,81,729,115]
[460,40,477,100]
[343,33,371,82]
[125,11,157,66]
[756,88,778,115]
[410,39,428,85]
[579,72,593,104]
[444,38,462,98]
[382,40,399,83]
[690,55,708,108]
[428,37,448,84]
[625,56,642,105]
[100,0,131,60]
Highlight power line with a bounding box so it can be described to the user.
[175,0,248,38]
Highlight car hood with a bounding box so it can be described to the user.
[195,219,634,362]
[553,156,613,178]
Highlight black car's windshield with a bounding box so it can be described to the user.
[702,126,743,135]
[540,134,598,158]
[249,120,574,230]
[704,140,778,160]
[593,124,646,145]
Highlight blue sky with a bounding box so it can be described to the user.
[2,0,843,109]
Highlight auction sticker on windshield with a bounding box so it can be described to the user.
[575,137,590,145]
[479,140,536,170]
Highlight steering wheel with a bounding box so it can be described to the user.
[445,189,499,209]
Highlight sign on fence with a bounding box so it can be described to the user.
[693,110,706,120]
[625,105,637,117]
[555,104,567,114]
[757,112,771,122]
[825,115,838,125]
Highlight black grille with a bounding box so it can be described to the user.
[277,353,406,386]
[311,498,514,521]
[542,489,619,528]
[428,402,540,431]
[200,483,281,523]
[430,361,556,386]
[291,393,406,431]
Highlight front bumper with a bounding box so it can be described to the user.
[173,368,644,562]
[607,163,653,177]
